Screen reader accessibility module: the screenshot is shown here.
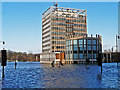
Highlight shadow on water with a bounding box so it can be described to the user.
[0,62,119,88]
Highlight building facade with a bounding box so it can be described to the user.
[42,6,87,53]
[65,34,102,64]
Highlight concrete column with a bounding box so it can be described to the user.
[110,53,112,63]
[107,53,108,63]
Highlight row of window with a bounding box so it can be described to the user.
[52,32,66,35]
[73,53,97,59]
[74,28,86,31]
[52,18,66,21]
[52,22,66,26]
[52,17,86,23]
[66,24,73,27]
[52,36,65,39]
[66,33,86,36]
[74,19,86,23]
[74,24,86,27]
[72,45,98,51]
[52,41,65,44]
[52,50,64,52]
[52,32,86,36]
[66,45,98,51]
[52,12,85,19]
[74,33,85,36]
[51,27,86,31]
[52,46,65,49]
[52,23,86,27]
[66,28,73,32]
[66,39,98,46]
[52,27,65,30]
[66,53,97,59]
[66,19,86,23]
[66,33,74,36]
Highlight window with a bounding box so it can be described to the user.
[73,45,78,51]
[93,54,96,59]
[79,40,83,44]
[88,45,91,50]
[66,47,68,51]
[92,40,96,45]
[84,39,86,44]
[88,54,92,58]
[88,40,91,44]
[79,45,83,50]
[71,46,72,51]
[68,54,70,59]
[71,40,72,45]
[93,46,96,50]
[68,40,70,45]
[70,54,72,59]
[73,40,77,45]
[79,54,83,59]
[68,46,70,51]
[73,54,78,59]
[97,40,99,45]
[84,45,86,50]
[66,40,68,46]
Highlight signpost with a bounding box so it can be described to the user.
[0,41,7,78]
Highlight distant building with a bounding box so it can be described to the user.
[42,6,87,53]
[34,54,40,61]
[102,51,120,63]
[65,34,102,64]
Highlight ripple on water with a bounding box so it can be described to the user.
[0,62,120,88]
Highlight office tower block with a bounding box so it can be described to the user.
[42,6,87,53]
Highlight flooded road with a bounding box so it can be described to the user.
[0,62,120,88]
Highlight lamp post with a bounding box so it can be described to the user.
[0,41,5,45]
[15,56,17,69]
[116,35,120,67]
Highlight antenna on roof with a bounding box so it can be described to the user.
[53,2,58,7]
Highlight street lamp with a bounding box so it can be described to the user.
[116,35,120,67]
[0,41,5,45]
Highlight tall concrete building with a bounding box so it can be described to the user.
[118,1,120,52]
[42,6,87,53]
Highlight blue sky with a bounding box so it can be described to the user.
[2,2,118,53]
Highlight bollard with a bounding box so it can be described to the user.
[97,53,102,74]
[15,61,17,69]
[1,50,7,78]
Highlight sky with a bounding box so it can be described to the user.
[1,2,118,53]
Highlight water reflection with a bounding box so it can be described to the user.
[0,62,119,88]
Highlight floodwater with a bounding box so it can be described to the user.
[0,62,120,88]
